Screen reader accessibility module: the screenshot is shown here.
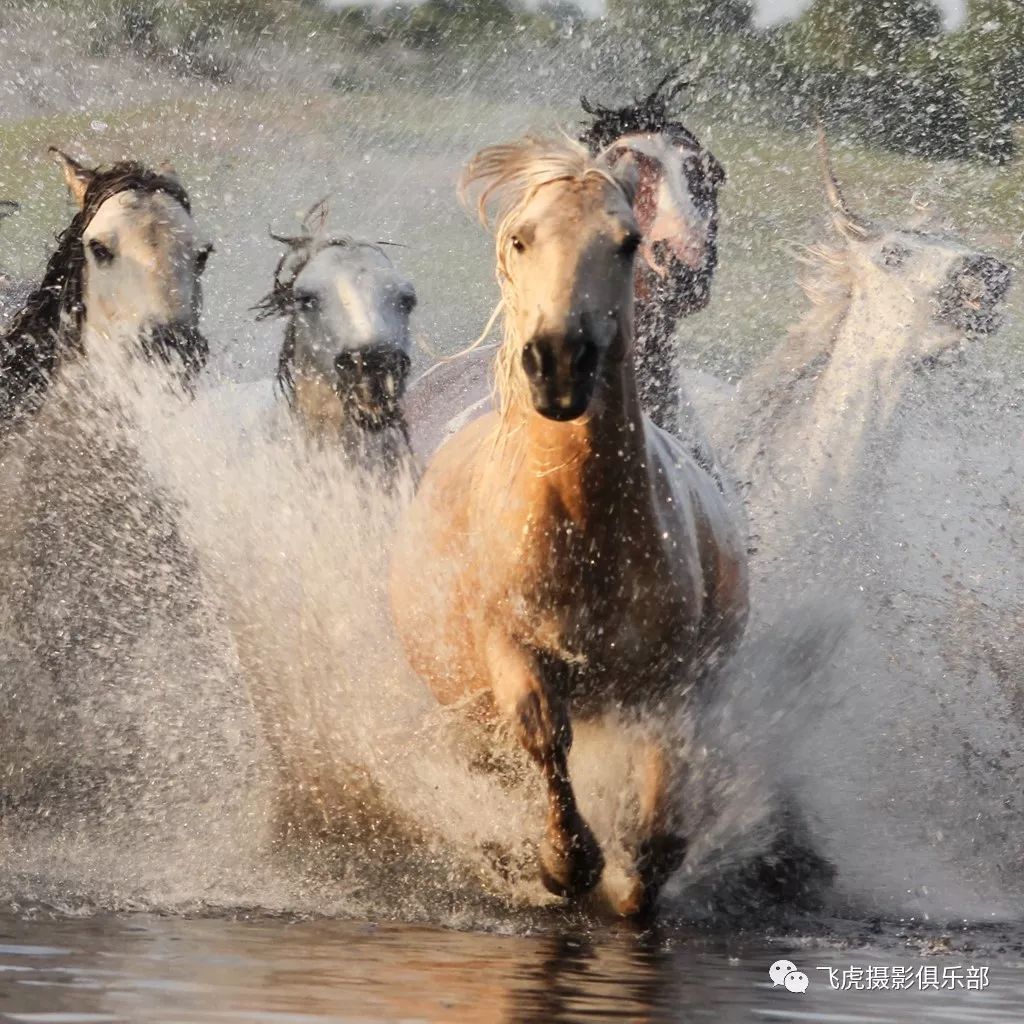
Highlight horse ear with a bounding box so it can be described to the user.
[158,160,182,185]
[603,146,641,206]
[301,197,331,239]
[49,147,94,209]
[815,123,876,242]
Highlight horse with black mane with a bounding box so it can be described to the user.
[0,150,223,814]
[580,73,725,434]
[254,199,416,479]
[0,149,210,429]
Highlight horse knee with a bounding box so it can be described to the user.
[512,685,570,765]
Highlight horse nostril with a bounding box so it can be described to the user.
[572,340,598,377]
[522,340,549,381]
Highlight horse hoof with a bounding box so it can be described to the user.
[629,833,689,915]
[539,827,605,898]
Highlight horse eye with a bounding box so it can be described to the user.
[398,289,417,314]
[88,239,115,265]
[510,236,526,254]
[619,232,641,257]
[195,244,214,274]
[294,291,319,311]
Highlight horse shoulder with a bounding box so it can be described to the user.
[647,424,749,624]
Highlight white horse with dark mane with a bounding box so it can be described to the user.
[0,149,210,428]
[249,200,417,479]
[0,148,226,812]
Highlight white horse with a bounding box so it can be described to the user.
[722,133,1011,558]
[251,201,417,477]
[0,148,223,812]
[0,149,210,427]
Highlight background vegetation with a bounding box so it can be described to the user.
[24,0,1016,162]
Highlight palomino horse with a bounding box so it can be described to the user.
[406,76,726,457]
[254,200,417,476]
[0,149,210,427]
[391,136,749,915]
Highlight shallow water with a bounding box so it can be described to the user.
[0,913,1022,1024]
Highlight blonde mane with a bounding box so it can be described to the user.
[459,135,635,420]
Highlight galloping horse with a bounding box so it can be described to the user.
[390,136,749,915]
[255,200,417,477]
[0,149,210,427]
[406,76,726,456]
[725,131,1012,554]
[0,151,219,810]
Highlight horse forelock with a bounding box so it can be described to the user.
[461,136,632,241]
[0,160,193,424]
[579,73,701,153]
[255,235,388,323]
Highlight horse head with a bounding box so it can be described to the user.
[814,128,1010,365]
[580,73,724,329]
[0,150,210,424]
[51,148,211,377]
[462,135,640,422]
[258,200,416,437]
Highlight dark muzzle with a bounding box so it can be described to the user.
[334,344,411,430]
[936,256,1012,337]
[521,330,601,422]
[141,322,209,385]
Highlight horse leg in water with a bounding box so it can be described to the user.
[486,633,604,896]
[615,738,688,916]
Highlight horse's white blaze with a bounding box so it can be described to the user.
[289,244,414,380]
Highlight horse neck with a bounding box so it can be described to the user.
[633,302,682,434]
[512,330,650,507]
[797,282,923,498]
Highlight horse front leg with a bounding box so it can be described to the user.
[485,632,604,898]
[631,737,688,914]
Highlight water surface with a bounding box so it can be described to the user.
[0,913,1021,1023]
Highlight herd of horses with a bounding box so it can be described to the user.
[0,78,1013,918]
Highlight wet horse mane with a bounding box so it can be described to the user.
[254,231,389,405]
[578,72,723,186]
[460,135,635,418]
[729,241,857,460]
[0,161,193,423]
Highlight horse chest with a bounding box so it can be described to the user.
[496,509,700,695]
